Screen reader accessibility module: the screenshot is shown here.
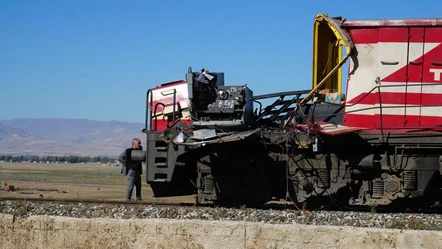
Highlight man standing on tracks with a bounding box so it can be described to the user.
[118,138,143,201]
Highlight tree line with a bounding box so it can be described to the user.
[0,155,117,164]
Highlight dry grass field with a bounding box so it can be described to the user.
[0,162,194,203]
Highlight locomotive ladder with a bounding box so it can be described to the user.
[251,90,311,125]
[143,88,180,183]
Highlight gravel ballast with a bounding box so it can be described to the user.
[1,200,442,231]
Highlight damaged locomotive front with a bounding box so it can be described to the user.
[127,14,442,210]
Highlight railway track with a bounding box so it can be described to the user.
[0,197,298,211]
[0,196,198,207]
[1,196,442,232]
[0,196,342,211]
[1,196,442,215]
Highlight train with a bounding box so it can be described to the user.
[127,14,442,209]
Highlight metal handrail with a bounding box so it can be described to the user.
[145,89,152,132]
[298,82,442,132]
[153,103,165,131]
[160,89,177,127]
[145,88,178,131]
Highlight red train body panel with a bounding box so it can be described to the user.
[342,22,442,132]
[148,80,191,131]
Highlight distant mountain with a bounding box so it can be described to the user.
[0,124,34,140]
[0,118,146,156]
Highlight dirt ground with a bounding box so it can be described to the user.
[0,162,194,203]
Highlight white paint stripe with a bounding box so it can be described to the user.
[346,43,441,102]
[377,43,408,81]
[408,43,425,63]
[150,83,190,110]
[420,106,442,116]
[345,104,442,116]
[345,104,374,114]
[358,42,440,80]
[374,82,442,94]
[152,83,188,100]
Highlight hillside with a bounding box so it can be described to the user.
[0,118,146,156]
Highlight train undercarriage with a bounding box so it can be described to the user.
[143,127,442,210]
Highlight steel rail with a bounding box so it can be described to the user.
[0,197,198,207]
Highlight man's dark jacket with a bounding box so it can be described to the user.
[118,147,143,175]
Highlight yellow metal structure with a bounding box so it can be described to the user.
[283,14,354,128]
[312,14,353,93]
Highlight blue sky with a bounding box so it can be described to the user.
[1,1,442,123]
